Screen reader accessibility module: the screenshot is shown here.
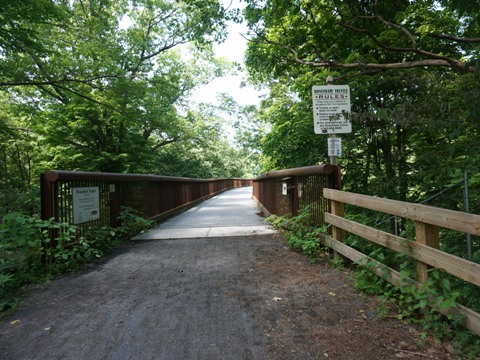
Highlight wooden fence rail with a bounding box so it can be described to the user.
[323,188,480,336]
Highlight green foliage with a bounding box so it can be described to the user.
[243,0,480,211]
[452,331,480,359]
[256,82,328,171]
[266,207,329,258]
[1,213,53,276]
[244,0,479,76]
[389,268,460,325]
[155,103,257,178]
[351,243,480,357]
[115,206,153,241]
[47,228,103,272]
[0,0,66,57]
[0,0,256,191]
[353,266,392,297]
[329,255,345,269]
[0,207,153,311]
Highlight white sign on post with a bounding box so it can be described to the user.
[73,187,100,224]
[312,85,352,134]
[328,137,342,156]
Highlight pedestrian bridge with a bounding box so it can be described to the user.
[39,166,480,339]
[134,187,277,240]
[2,166,480,359]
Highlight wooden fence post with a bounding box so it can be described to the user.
[331,200,345,241]
[415,221,440,284]
[330,199,345,259]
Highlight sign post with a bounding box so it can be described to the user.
[312,83,351,165]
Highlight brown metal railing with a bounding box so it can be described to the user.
[252,164,340,226]
[41,170,251,235]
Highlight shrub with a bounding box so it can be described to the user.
[0,207,153,310]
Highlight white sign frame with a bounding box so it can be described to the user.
[312,85,352,134]
[73,187,100,224]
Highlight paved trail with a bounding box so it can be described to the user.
[1,236,283,360]
[134,187,276,240]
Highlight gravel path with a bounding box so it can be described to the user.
[0,235,451,360]
[1,236,274,360]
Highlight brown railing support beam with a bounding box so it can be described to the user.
[415,221,440,284]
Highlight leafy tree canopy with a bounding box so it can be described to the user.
[1,0,260,215]
[244,0,480,80]
[243,0,480,211]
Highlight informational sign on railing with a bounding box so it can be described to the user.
[312,85,351,134]
[73,187,100,224]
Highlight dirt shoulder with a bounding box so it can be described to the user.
[0,234,452,359]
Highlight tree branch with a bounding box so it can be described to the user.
[51,83,132,118]
[339,22,467,71]
[373,0,417,49]
[0,74,125,88]
[36,84,67,104]
[128,8,182,79]
[429,33,480,43]
[150,136,180,151]
[334,2,473,73]
[253,36,472,72]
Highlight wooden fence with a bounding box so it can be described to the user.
[323,188,480,336]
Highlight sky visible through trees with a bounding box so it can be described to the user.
[0,0,478,210]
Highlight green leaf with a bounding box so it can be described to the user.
[439,298,457,310]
